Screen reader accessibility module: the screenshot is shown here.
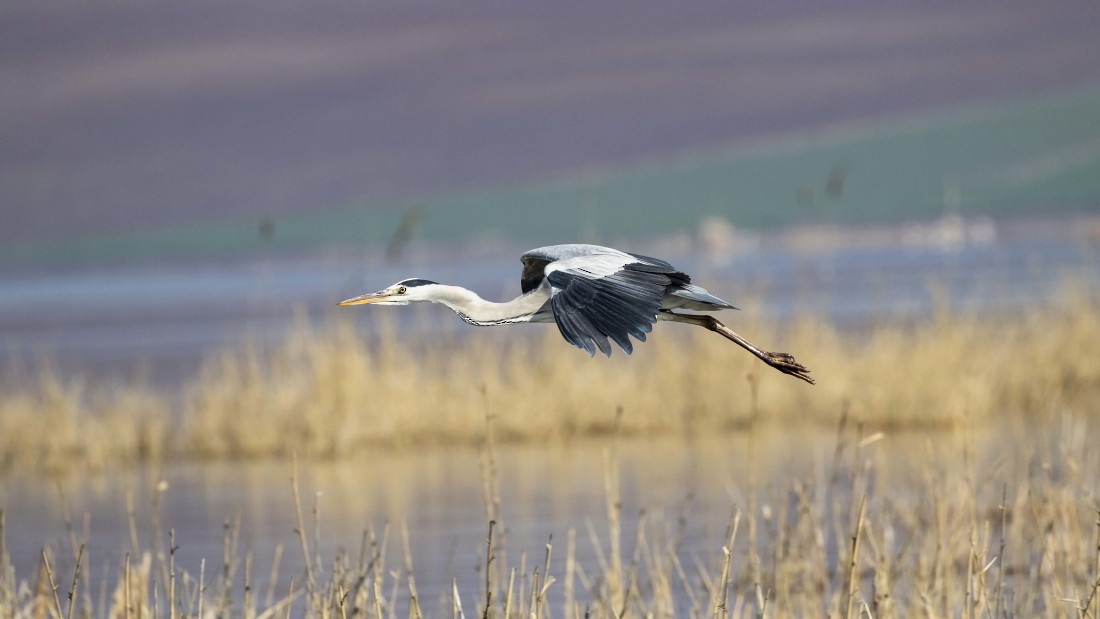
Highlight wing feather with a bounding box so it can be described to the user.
[545,257,671,356]
[552,296,611,356]
[520,244,733,355]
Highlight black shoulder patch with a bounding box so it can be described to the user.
[398,278,437,288]
[520,258,550,294]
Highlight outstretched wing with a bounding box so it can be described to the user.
[520,244,686,292]
[539,249,682,356]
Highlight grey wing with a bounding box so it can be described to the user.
[625,251,679,273]
[520,245,603,294]
[544,256,676,356]
[629,250,736,309]
[521,244,673,294]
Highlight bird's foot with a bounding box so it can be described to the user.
[763,351,815,385]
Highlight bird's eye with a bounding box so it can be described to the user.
[397,286,407,294]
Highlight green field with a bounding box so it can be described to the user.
[8,85,1100,267]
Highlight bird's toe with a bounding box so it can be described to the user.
[763,351,814,384]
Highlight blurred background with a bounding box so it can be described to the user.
[4,0,1100,381]
[3,1,1100,615]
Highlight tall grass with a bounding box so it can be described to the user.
[2,285,1099,471]
[0,373,166,474]
[1,409,1099,617]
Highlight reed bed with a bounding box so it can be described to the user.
[2,285,1098,473]
[1,408,1099,618]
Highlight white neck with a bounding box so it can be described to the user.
[429,284,547,326]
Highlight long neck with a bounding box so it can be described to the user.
[430,284,547,326]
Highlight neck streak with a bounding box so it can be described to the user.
[430,284,546,326]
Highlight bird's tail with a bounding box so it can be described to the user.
[669,284,737,310]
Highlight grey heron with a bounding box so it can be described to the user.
[338,244,813,384]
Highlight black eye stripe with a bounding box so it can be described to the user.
[397,279,436,288]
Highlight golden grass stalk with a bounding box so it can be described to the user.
[1,284,1099,473]
[2,409,1100,617]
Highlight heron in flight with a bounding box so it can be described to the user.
[339,244,812,384]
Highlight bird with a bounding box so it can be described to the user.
[338,244,812,384]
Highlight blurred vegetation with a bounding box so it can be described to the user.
[5,86,1100,267]
[2,395,1099,617]
[1,282,1098,474]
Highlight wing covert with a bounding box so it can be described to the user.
[545,261,671,357]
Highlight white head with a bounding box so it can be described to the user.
[337,278,442,306]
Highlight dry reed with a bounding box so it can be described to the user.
[1,284,1099,473]
[2,406,1099,617]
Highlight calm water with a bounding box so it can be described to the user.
[0,430,913,614]
[0,421,1074,615]
[1,222,1098,613]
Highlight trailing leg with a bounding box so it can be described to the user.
[659,311,814,384]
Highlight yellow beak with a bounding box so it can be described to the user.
[337,292,390,306]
